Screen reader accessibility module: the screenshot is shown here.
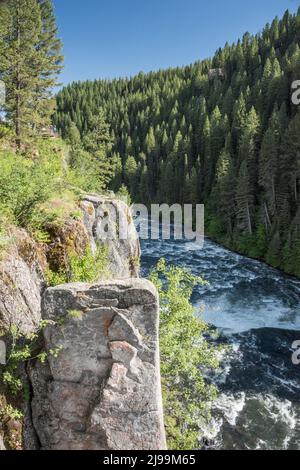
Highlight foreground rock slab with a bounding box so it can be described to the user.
[29,279,166,450]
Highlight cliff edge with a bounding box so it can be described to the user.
[0,195,166,450]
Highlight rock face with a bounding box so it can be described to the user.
[0,229,45,335]
[81,195,140,279]
[0,197,166,450]
[29,279,167,450]
[0,195,140,336]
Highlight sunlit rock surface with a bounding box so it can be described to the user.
[29,280,166,450]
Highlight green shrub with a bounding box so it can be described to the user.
[265,232,282,268]
[252,224,268,258]
[150,259,220,450]
[68,310,83,320]
[0,143,63,228]
[207,215,225,238]
[0,404,23,421]
[116,184,132,206]
[1,322,62,396]
[27,192,82,242]
[0,123,12,140]
[46,243,110,286]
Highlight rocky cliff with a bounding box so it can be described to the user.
[80,195,141,279]
[0,195,140,336]
[0,227,46,336]
[0,195,166,450]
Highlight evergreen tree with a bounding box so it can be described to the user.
[124,155,138,198]
[258,112,280,222]
[0,0,42,146]
[236,160,254,234]
[83,108,112,154]
[0,0,62,146]
[35,0,63,127]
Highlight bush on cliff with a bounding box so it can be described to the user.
[0,142,63,228]
[46,244,110,286]
[0,136,114,246]
[150,259,220,450]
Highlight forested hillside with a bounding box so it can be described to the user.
[0,1,220,450]
[55,9,300,276]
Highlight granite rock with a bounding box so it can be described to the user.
[29,280,166,450]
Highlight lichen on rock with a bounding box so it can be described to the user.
[29,280,166,450]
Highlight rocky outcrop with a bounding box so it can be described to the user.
[0,228,46,335]
[0,196,166,450]
[0,195,140,336]
[29,280,166,450]
[81,195,140,279]
[45,218,90,274]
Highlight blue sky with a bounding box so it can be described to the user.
[53,0,299,86]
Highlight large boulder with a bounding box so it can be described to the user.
[29,279,166,450]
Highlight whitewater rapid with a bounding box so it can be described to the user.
[140,236,300,450]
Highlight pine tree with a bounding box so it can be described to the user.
[65,121,81,147]
[110,153,122,192]
[81,109,114,191]
[139,164,150,205]
[236,160,254,234]
[34,0,63,128]
[83,108,112,154]
[0,0,42,147]
[232,93,246,156]
[258,111,280,221]
[189,166,199,203]
[202,115,211,196]
[124,155,138,198]
[208,106,225,189]
[0,0,62,146]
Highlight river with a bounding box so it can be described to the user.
[140,235,300,450]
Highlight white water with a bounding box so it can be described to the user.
[141,235,300,449]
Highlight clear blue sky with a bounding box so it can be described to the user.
[53,0,299,86]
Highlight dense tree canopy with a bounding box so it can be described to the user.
[54,9,300,276]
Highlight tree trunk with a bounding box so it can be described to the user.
[271,175,276,210]
[264,202,272,230]
[246,201,252,235]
